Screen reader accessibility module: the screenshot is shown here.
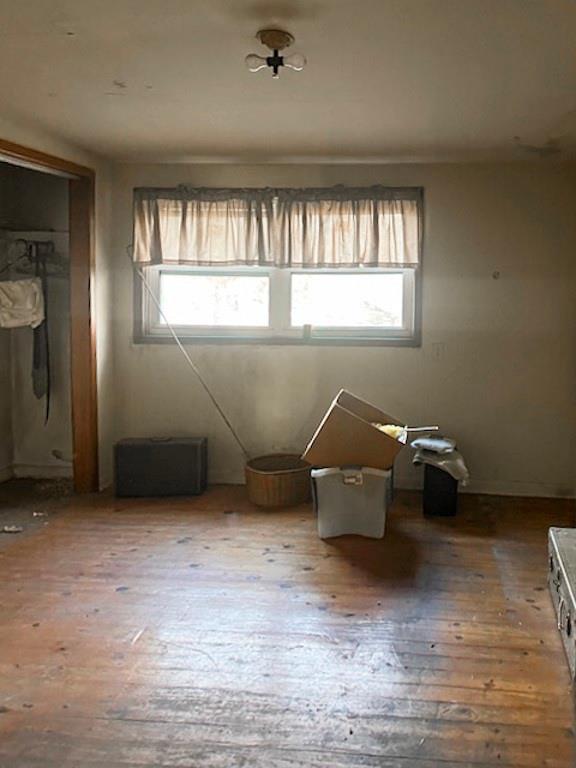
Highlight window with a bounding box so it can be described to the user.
[159,271,270,328]
[133,185,422,345]
[139,265,417,343]
[291,272,406,329]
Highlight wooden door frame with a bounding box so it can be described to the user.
[0,138,99,493]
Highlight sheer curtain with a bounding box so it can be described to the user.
[133,186,422,268]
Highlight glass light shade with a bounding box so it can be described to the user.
[245,53,268,72]
[283,53,306,71]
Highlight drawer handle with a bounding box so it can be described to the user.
[552,568,562,591]
[343,474,363,486]
[558,598,572,636]
[558,598,565,631]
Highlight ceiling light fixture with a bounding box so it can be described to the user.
[245,29,306,79]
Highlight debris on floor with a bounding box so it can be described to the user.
[0,478,71,549]
[1,525,24,534]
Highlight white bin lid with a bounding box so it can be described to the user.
[311,467,390,479]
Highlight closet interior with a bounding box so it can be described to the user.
[0,162,72,484]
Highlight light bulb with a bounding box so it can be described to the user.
[283,53,306,71]
[245,53,268,72]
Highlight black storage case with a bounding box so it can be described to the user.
[115,437,207,497]
[423,464,458,517]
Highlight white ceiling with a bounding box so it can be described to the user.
[0,0,576,163]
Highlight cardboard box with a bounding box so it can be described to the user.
[302,389,405,470]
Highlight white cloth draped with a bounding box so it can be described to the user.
[0,277,45,329]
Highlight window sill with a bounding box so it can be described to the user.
[133,333,421,348]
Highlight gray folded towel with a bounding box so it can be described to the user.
[413,447,470,484]
[410,435,456,454]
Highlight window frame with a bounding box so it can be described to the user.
[134,264,422,347]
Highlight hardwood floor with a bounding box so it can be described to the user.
[0,486,574,767]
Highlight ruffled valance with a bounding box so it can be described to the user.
[133,185,422,268]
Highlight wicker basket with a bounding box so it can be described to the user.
[245,454,312,508]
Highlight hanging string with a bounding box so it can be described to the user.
[126,245,250,461]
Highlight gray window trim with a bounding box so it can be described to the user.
[133,265,422,348]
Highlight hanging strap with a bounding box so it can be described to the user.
[32,244,51,423]
[128,247,250,460]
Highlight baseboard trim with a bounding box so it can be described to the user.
[12,463,73,480]
[394,475,576,500]
[210,472,245,485]
[209,471,575,500]
[0,465,13,483]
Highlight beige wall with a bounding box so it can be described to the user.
[0,116,114,489]
[94,165,115,489]
[109,162,576,498]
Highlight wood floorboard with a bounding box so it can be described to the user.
[0,486,574,767]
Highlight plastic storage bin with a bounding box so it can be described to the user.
[311,467,393,539]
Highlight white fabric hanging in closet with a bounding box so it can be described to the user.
[0,277,45,329]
